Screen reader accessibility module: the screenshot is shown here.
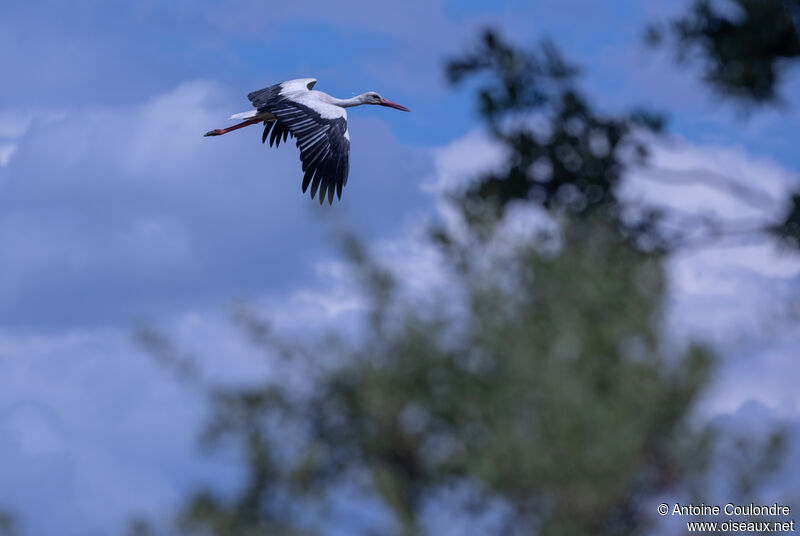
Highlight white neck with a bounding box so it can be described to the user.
[322,93,367,108]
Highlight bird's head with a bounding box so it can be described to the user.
[362,91,410,111]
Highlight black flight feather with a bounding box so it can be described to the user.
[246,81,351,203]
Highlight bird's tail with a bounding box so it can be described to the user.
[230,110,259,120]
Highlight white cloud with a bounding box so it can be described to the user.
[623,134,795,224]
[0,109,66,139]
[0,325,247,535]
[0,111,37,138]
[424,129,507,196]
[0,144,16,167]
[0,110,65,167]
[620,139,800,409]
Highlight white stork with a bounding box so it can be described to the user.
[204,78,410,204]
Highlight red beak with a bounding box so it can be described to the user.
[379,98,410,112]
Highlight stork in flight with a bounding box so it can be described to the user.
[204,78,410,204]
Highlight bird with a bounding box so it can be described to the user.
[204,78,410,204]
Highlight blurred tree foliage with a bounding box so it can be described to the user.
[444,24,800,252]
[772,192,800,249]
[156,221,721,536]
[646,0,800,248]
[647,0,800,105]
[0,510,19,536]
[125,3,797,536]
[443,32,667,248]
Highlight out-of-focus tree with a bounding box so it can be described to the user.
[443,24,800,253]
[0,510,19,536]
[647,0,800,105]
[771,191,800,249]
[159,220,722,536]
[442,31,667,249]
[645,0,800,249]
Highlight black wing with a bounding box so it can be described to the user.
[247,83,283,109]
[247,83,349,204]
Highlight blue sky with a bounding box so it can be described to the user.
[1,1,800,534]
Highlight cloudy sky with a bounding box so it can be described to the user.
[1,1,799,534]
